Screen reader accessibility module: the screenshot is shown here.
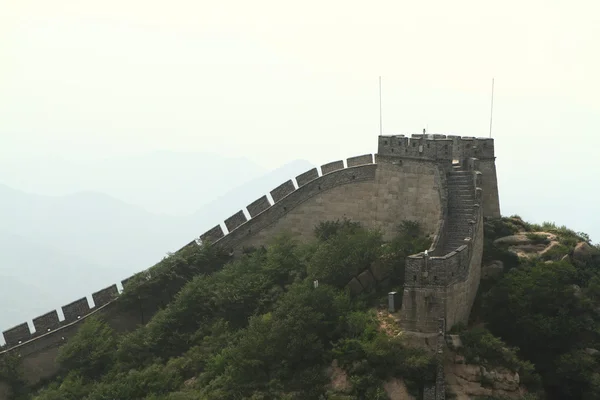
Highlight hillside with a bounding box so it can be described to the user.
[1,216,599,400]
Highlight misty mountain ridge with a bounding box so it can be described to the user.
[0,150,268,216]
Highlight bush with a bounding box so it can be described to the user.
[459,327,540,389]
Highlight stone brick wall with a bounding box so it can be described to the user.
[478,159,501,218]
[0,152,445,390]
[0,133,500,393]
[204,156,444,254]
[401,155,485,333]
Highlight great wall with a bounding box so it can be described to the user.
[0,133,500,399]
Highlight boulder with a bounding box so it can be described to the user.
[346,278,363,295]
[573,242,600,264]
[370,260,391,281]
[585,348,600,356]
[481,366,520,391]
[357,270,376,290]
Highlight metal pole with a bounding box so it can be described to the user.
[379,76,383,136]
[489,78,495,138]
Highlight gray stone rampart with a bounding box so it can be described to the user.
[401,156,484,332]
[62,298,91,323]
[0,153,377,352]
[215,164,377,251]
[224,210,248,232]
[246,195,272,218]
[32,311,60,335]
[295,168,319,187]
[92,285,119,307]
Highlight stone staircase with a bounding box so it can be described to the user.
[443,165,475,254]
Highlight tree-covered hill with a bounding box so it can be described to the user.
[1,217,599,400]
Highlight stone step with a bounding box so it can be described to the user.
[449,198,474,203]
[449,202,475,207]
[449,185,472,189]
[446,241,469,247]
[447,233,471,239]
[449,192,474,197]
[448,181,472,186]
[448,213,474,218]
[446,230,472,236]
[448,187,474,195]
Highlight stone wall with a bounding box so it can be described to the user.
[401,156,484,332]
[444,216,483,329]
[0,151,447,391]
[478,159,501,218]
[203,156,444,254]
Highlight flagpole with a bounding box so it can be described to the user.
[379,76,383,136]
[489,78,495,138]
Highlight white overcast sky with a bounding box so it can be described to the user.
[1,0,599,238]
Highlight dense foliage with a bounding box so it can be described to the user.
[3,215,599,400]
[19,220,435,400]
[470,217,600,400]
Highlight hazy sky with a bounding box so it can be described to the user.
[1,0,599,238]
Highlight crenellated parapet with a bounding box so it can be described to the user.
[197,154,376,251]
[1,284,119,349]
[378,133,495,162]
[0,154,379,351]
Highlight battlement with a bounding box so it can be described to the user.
[198,154,376,249]
[378,133,495,161]
[0,285,120,348]
[0,154,378,351]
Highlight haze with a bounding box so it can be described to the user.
[1,0,599,337]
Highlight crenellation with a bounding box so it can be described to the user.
[270,180,296,203]
[224,210,247,232]
[92,285,118,308]
[32,311,60,334]
[121,275,135,289]
[2,323,31,347]
[346,154,373,167]
[62,297,91,323]
[295,168,319,187]
[200,225,225,243]
[320,160,344,175]
[246,195,272,218]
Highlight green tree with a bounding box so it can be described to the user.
[56,317,117,379]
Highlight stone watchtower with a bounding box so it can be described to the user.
[378,133,499,333]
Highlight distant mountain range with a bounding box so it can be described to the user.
[0,151,268,216]
[0,154,313,337]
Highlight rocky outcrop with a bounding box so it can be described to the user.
[494,232,560,259]
[445,358,526,399]
[573,242,600,264]
[384,378,417,400]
